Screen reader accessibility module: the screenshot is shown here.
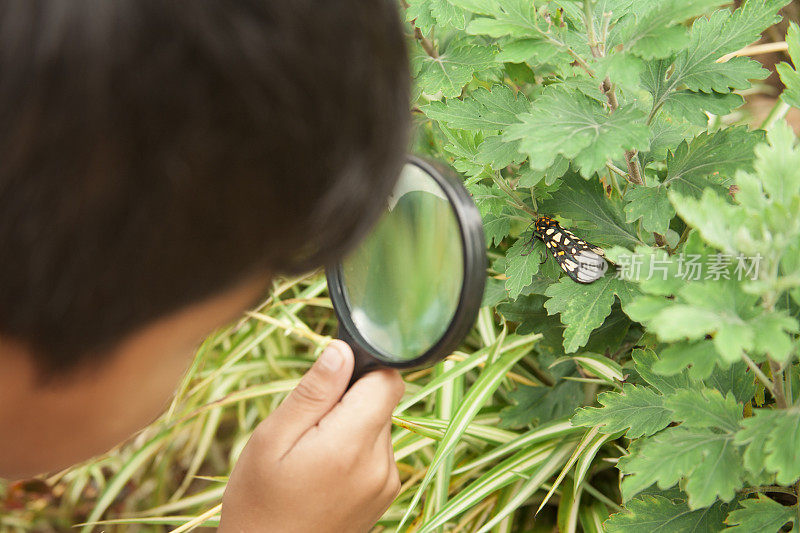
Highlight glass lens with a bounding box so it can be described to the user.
[340,164,465,362]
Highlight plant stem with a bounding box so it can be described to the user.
[583,0,600,58]
[414,27,439,58]
[606,162,628,180]
[742,353,775,393]
[492,172,537,218]
[760,100,791,130]
[769,360,788,409]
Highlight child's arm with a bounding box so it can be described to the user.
[218,340,405,532]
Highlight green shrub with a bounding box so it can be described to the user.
[404,0,800,530]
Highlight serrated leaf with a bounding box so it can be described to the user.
[665,388,742,432]
[504,235,544,299]
[497,37,568,64]
[751,311,799,362]
[725,495,795,533]
[415,41,496,98]
[439,125,489,178]
[500,379,583,428]
[421,85,529,130]
[613,0,727,59]
[665,128,763,196]
[544,275,640,353]
[468,183,506,217]
[624,183,675,234]
[669,189,741,254]
[517,156,569,188]
[540,172,645,249]
[735,408,800,485]
[475,135,525,169]
[752,120,800,202]
[664,90,744,124]
[703,361,756,404]
[572,385,672,438]
[654,340,721,380]
[632,348,693,395]
[481,276,507,307]
[628,281,761,363]
[605,494,730,532]
[504,89,650,177]
[483,213,511,246]
[672,0,789,93]
[778,23,800,109]
[464,0,545,40]
[407,0,468,35]
[619,426,745,508]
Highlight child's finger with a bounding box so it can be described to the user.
[328,368,405,438]
[261,340,353,456]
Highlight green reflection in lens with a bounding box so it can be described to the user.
[341,164,464,362]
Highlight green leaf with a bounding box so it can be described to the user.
[664,388,742,432]
[619,427,745,508]
[406,0,468,35]
[481,276,507,307]
[735,408,800,485]
[421,85,529,130]
[703,362,756,403]
[505,234,543,299]
[665,127,763,197]
[628,281,761,363]
[624,183,675,234]
[725,495,795,533]
[540,172,646,249]
[415,41,496,98]
[605,494,730,532]
[440,125,489,178]
[654,340,721,380]
[397,339,532,529]
[672,0,789,93]
[663,90,744,125]
[778,23,800,109]
[572,384,672,438]
[496,37,569,64]
[751,120,800,204]
[613,0,727,59]
[483,213,511,246]
[464,0,545,40]
[751,311,799,362]
[475,135,525,169]
[544,275,640,353]
[669,189,741,254]
[505,89,650,177]
[645,0,788,120]
[498,293,563,343]
[632,348,693,395]
[500,379,583,428]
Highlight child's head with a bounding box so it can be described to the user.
[0,0,409,479]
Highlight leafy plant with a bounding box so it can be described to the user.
[4,1,800,532]
[406,0,800,530]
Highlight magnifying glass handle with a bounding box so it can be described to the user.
[337,327,383,389]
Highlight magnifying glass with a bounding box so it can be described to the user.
[326,156,486,386]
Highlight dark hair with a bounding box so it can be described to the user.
[0,0,410,373]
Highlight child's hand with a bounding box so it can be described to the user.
[219,340,405,533]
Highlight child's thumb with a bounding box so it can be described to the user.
[263,340,354,454]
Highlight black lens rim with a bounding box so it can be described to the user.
[325,155,486,369]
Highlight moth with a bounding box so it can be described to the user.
[523,216,608,284]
